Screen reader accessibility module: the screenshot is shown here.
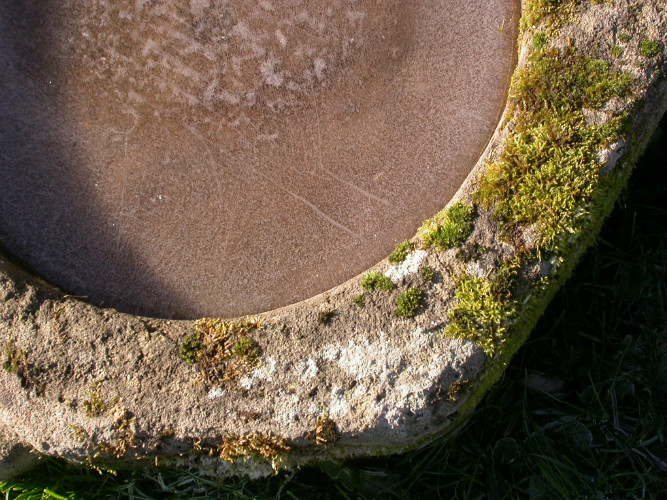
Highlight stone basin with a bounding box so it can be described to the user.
[0,0,516,319]
[1,0,666,481]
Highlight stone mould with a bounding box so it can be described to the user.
[1,0,666,481]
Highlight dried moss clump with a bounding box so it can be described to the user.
[360,271,394,292]
[94,409,138,459]
[395,288,424,318]
[317,310,335,325]
[388,240,415,263]
[419,202,476,250]
[218,432,291,465]
[309,414,339,445]
[178,317,263,386]
[447,379,470,401]
[83,382,108,418]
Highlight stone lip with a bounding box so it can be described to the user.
[1,0,667,480]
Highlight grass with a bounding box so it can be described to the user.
[2,113,664,499]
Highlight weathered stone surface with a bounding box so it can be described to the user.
[1,0,666,480]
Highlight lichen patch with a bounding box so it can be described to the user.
[384,250,428,283]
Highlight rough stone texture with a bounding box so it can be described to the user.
[1,0,666,480]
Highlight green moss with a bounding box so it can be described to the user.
[419,264,435,282]
[395,288,424,318]
[234,336,259,362]
[317,310,335,325]
[2,338,40,392]
[444,260,520,356]
[360,271,394,292]
[611,45,623,58]
[520,0,576,33]
[178,333,203,364]
[388,240,415,264]
[474,47,632,252]
[419,202,475,250]
[639,39,661,58]
[533,32,548,50]
[618,33,631,44]
[352,294,366,308]
[2,338,26,374]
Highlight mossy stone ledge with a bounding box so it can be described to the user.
[1,0,666,480]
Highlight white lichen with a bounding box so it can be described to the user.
[384,250,427,283]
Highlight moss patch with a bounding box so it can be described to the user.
[474,46,632,252]
[360,271,394,292]
[2,338,26,375]
[639,39,661,58]
[519,0,576,33]
[234,336,260,362]
[2,338,40,393]
[445,256,533,356]
[419,264,435,283]
[388,241,415,264]
[533,31,548,50]
[178,317,263,386]
[178,333,203,364]
[352,294,366,308]
[218,432,290,464]
[418,202,476,250]
[395,288,424,318]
